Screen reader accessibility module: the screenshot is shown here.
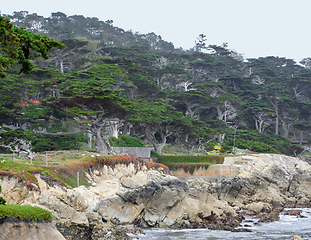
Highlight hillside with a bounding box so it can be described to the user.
[1,11,311,156]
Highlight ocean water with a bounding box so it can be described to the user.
[136,208,311,240]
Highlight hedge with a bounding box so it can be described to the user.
[157,155,225,165]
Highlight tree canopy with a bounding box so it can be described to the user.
[1,11,311,156]
[0,15,64,78]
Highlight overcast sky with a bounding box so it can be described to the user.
[1,0,311,62]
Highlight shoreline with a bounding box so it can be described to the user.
[1,153,311,239]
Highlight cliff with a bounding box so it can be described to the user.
[1,154,311,238]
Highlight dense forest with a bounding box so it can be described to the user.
[1,11,311,156]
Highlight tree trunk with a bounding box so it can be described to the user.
[103,135,112,153]
[259,120,263,133]
[94,127,109,154]
[123,122,130,135]
[217,133,225,143]
[60,60,64,74]
[275,116,279,135]
[299,130,304,145]
[157,137,167,155]
[255,119,264,133]
[216,106,223,121]
[187,145,194,155]
[280,119,291,138]
[144,125,167,155]
[255,119,259,132]
[86,132,93,149]
[275,104,279,135]
[293,129,297,141]
[109,121,119,138]
[144,126,159,154]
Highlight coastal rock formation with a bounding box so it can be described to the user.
[96,174,239,229]
[2,153,311,238]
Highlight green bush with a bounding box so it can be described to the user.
[157,155,224,176]
[0,129,83,153]
[151,150,161,157]
[0,186,6,205]
[233,139,278,153]
[169,164,209,175]
[0,204,53,222]
[218,129,295,154]
[157,155,225,165]
[109,135,144,147]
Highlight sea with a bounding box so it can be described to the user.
[135,208,311,240]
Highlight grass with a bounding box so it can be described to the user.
[0,150,104,189]
[0,204,53,222]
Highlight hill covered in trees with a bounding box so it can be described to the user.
[1,11,311,156]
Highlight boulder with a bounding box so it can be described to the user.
[0,217,65,240]
[0,176,40,204]
[292,235,303,240]
[287,174,311,207]
[39,191,89,226]
[96,196,142,224]
[243,202,272,214]
[121,177,143,189]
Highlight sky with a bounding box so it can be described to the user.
[1,0,311,62]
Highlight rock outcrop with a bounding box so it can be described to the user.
[0,217,66,240]
[2,153,311,238]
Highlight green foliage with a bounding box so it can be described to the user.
[59,64,130,98]
[0,129,83,153]
[233,139,278,153]
[157,155,225,175]
[150,150,161,157]
[170,164,209,175]
[129,100,180,124]
[0,186,6,205]
[22,105,48,119]
[221,129,294,154]
[109,135,144,147]
[0,204,53,222]
[0,15,64,78]
[2,11,311,157]
[76,133,88,144]
[157,155,224,165]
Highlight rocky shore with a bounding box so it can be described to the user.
[1,153,311,239]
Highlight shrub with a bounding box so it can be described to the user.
[215,129,296,154]
[0,129,82,152]
[109,135,144,147]
[169,164,210,175]
[156,155,224,176]
[0,186,6,205]
[0,204,53,222]
[157,155,225,165]
[233,139,278,153]
[151,150,161,157]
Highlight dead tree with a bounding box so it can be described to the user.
[1,138,35,161]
